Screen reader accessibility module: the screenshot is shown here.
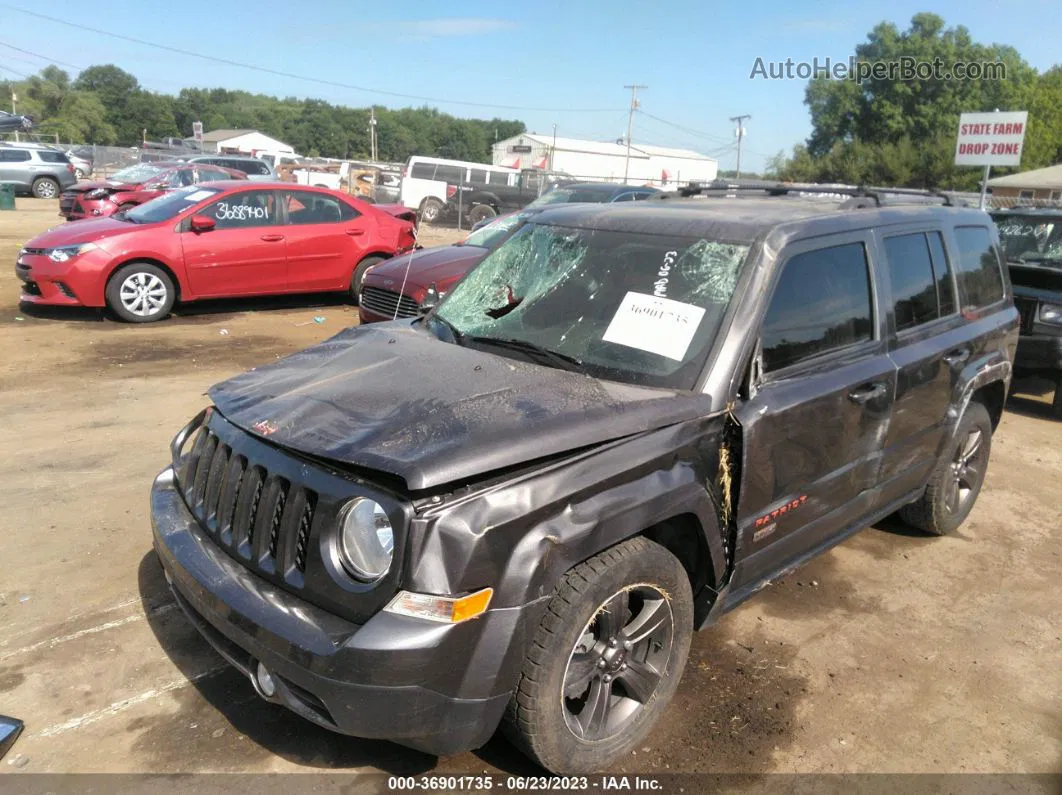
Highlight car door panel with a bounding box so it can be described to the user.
[181,189,287,297]
[728,234,896,592]
[282,190,365,292]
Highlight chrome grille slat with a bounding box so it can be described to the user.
[360,286,420,319]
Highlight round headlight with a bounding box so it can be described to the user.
[338,499,394,581]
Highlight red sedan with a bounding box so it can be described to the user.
[18,182,417,323]
[59,162,247,221]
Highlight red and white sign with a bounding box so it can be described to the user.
[192,120,204,144]
[954,111,1028,167]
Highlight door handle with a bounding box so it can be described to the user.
[943,348,970,367]
[345,229,365,236]
[260,234,285,242]
[847,382,887,405]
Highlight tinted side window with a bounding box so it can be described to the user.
[953,226,1005,308]
[1,149,31,162]
[38,151,68,163]
[434,165,464,184]
[926,231,956,316]
[410,162,436,179]
[202,190,279,229]
[469,169,488,185]
[762,242,874,372]
[883,233,939,331]
[285,190,349,224]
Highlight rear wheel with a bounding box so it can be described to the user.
[418,197,444,224]
[469,203,497,227]
[899,401,992,535]
[106,263,176,323]
[1053,376,1062,419]
[350,255,387,304]
[503,537,693,774]
[32,177,59,199]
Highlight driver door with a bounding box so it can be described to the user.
[180,189,288,298]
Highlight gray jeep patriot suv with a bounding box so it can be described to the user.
[151,185,1017,773]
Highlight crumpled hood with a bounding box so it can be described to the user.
[208,322,713,491]
[68,180,138,193]
[365,245,488,292]
[27,217,143,249]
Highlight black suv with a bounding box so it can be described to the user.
[991,207,1062,416]
[151,187,1016,773]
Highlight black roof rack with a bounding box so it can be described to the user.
[659,179,966,208]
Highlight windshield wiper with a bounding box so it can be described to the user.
[429,313,464,344]
[465,335,586,373]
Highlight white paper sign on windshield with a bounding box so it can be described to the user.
[602,291,706,361]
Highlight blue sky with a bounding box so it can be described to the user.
[1,0,1057,173]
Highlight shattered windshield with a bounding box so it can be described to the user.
[433,222,751,389]
[994,215,1062,264]
[111,164,167,183]
[461,211,530,249]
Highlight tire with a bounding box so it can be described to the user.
[350,255,387,303]
[32,177,60,199]
[105,263,176,323]
[468,203,497,227]
[1053,377,1062,419]
[418,197,444,224]
[899,401,992,535]
[503,537,693,774]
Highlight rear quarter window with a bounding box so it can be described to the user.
[37,151,69,164]
[953,226,1005,309]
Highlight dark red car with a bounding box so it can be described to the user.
[59,162,247,221]
[359,209,539,323]
[18,182,417,323]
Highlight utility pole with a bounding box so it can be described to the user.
[623,84,647,185]
[369,107,378,162]
[730,114,751,180]
[551,123,557,172]
[11,91,18,142]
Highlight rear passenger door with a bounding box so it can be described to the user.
[282,189,367,292]
[731,234,896,591]
[874,228,967,503]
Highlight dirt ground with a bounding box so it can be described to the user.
[1,198,1060,782]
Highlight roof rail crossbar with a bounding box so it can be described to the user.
[671,179,959,207]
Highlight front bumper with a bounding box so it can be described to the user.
[150,467,516,756]
[60,196,117,221]
[1015,333,1062,374]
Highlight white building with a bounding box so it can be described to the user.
[492,133,717,187]
[199,129,296,156]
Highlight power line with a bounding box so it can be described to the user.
[0,4,624,114]
[636,110,733,145]
[0,41,83,71]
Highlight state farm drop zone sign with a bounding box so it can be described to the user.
[954,111,1029,167]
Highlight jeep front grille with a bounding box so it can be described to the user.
[179,426,317,576]
[360,285,420,319]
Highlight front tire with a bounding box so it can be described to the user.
[504,537,693,774]
[418,197,444,224]
[350,255,387,303]
[106,263,175,323]
[899,401,992,535]
[32,177,60,199]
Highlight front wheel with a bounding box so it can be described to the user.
[106,263,176,322]
[418,197,444,224]
[504,537,693,774]
[899,401,992,535]
[468,203,497,227]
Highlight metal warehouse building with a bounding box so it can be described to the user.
[492,133,718,187]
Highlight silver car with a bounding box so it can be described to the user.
[183,155,277,182]
[0,143,77,198]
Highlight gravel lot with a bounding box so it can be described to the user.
[1,199,1060,781]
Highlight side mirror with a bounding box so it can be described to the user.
[0,715,24,761]
[190,215,216,233]
[419,282,443,314]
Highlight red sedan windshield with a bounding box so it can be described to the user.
[123,186,222,223]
